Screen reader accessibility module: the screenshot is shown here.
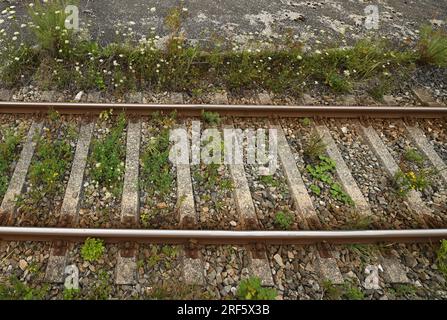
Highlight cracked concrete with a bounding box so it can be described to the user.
[0,0,446,48]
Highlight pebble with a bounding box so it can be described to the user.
[74,91,84,102]
[274,254,285,268]
[19,259,28,271]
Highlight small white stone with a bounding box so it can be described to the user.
[74,91,84,101]
[273,254,285,268]
[19,259,28,271]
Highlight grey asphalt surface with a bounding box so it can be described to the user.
[1,0,447,47]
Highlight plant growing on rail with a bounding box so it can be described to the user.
[81,237,105,262]
[90,112,126,196]
[0,276,48,300]
[274,210,294,230]
[306,155,354,205]
[141,113,175,197]
[259,175,280,188]
[25,111,77,206]
[237,277,277,300]
[87,270,112,300]
[201,111,221,126]
[63,288,81,300]
[437,239,447,279]
[140,113,177,227]
[0,128,23,198]
[417,25,447,67]
[146,280,211,299]
[404,148,425,166]
[387,284,417,299]
[323,280,364,300]
[393,168,436,196]
[304,132,326,162]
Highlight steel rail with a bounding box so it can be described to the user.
[1,101,447,118]
[0,227,446,245]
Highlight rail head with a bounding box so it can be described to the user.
[0,227,446,245]
[0,101,447,118]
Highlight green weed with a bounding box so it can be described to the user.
[237,277,277,300]
[146,281,210,300]
[393,169,436,196]
[304,132,326,162]
[343,282,365,300]
[322,280,343,300]
[90,112,126,195]
[306,155,354,205]
[0,3,422,96]
[24,112,75,206]
[140,114,176,226]
[81,237,105,262]
[437,239,447,279]
[274,210,294,230]
[299,118,312,126]
[0,128,23,198]
[202,111,221,126]
[0,276,48,300]
[141,114,175,197]
[310,184,321,195]
[63,288,81,300]
[323,280,364,300]
[404,148,425,165]
[27,0,79,58]
[88,270,111,300]
[388,284,417,298]
[259,175,280,188]
[417,25,447,67]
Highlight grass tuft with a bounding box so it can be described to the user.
[417,25,447,67]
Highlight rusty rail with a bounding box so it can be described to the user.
[1,101,447,118]
[0,227,446,245]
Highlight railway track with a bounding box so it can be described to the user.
[0,100,446,299]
